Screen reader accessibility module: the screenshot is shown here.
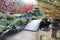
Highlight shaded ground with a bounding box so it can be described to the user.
[6,30,39,40]
[39,30,60,40]
[6,30,60,40]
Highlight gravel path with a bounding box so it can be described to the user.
[6,31,39,40]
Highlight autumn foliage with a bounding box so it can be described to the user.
[8,5,19,12]
[38,0,60,18]
[20,4,34,13]
[0,0,34,14]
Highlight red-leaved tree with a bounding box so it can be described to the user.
[0,0,15,19]
[20,4,34,13]
[0,0,20,19]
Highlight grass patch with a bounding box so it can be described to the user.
[42,32,60,40]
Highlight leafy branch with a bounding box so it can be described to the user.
[37,0,60,9]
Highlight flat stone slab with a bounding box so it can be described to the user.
[24,20,42,31]
[6,31,39,40]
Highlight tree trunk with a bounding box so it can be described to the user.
[3,11,10,19]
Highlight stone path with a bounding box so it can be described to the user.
[6,31,40,40]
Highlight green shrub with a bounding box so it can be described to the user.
[6,20,14,26]
[30,16,37,20]
[10,12,19,15]
[16,18,27,26]
[0,25,6,32]
[7,15,16,20]
[0,13,4,19]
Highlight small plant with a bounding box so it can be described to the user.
[16,18,27,26]
[0,25,6,32]
[0,13,4,19]
[7,15,16,20]
[30,16,37,20]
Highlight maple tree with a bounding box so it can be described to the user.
[0,0,14,19]
[0,0,21,14]
[37,0,60,38]
[20,4,34,13]
[37,0,60,18]
[0,0,22,19]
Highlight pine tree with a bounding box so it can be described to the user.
[28,6,42,20]
[29,7,42,16]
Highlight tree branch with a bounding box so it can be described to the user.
[37,0,60,8]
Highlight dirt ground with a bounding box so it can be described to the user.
[6,30,40,40]
[6,30,60,40]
